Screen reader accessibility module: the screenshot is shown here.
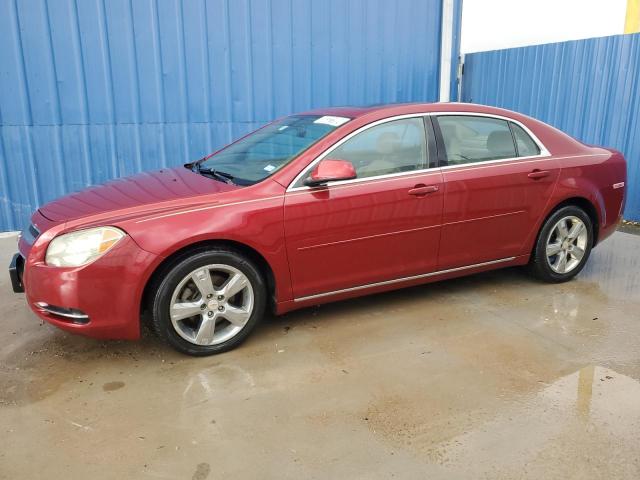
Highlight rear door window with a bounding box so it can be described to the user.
[436,115,516,165]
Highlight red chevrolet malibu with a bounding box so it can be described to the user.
[9,103,626,355]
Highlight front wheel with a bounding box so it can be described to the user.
[528,206,593,283]
[149,248,266,356]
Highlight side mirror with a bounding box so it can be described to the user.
[303,159,357,187]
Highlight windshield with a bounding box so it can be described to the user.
[198,114,351,185]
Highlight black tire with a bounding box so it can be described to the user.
[528,205,593,283]
[148,247,266,356]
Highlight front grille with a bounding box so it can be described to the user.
[29,224,40,238]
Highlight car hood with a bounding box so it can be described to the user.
[38,167,239,223]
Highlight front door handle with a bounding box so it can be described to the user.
[408,184,439,196]
[528,169,550,180]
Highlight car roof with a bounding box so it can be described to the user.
[298,102,524,119]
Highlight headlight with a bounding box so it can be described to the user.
[46,227,125,267]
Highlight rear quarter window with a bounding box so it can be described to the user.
[510,122,541,157]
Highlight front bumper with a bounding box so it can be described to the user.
[9,253,25,293]
[20,236,159,340]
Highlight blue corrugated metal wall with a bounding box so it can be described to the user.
[0,0,450,232]
[462,33,640,221]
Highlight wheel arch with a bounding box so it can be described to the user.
[140,239,278,318]
[531,196,600,258]
[546,196,600,244]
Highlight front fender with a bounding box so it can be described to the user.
[119,187,292,303]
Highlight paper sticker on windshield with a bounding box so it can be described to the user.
[264,164,276,172]
[313,116,350,127]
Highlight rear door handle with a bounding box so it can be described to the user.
[528,169,550,180]
[408,185,439,196]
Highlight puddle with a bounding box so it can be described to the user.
[425,366,640,477]
[103,381,125,392]
[580,232,640,301]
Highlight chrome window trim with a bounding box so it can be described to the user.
[286,111,551,192]
[286,168,443,195]
[290,166,440,190]
[294,256,516,302]
[438,153,548,171]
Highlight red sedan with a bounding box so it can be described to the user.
[9,103,627,355]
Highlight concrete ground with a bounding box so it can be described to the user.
[1,231,639,479]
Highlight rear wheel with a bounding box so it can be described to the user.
[528,206,593,283]
[149,248,266,356]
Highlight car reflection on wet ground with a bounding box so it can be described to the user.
[0,229,639,479]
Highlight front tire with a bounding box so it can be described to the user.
[149,248,266,356]
[528,206,593,283]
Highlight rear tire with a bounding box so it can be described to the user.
[148,248,266,356]
[528,205,593,283]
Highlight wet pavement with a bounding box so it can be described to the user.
[0,231,639,479]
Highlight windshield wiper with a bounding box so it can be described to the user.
[192,163,236,185]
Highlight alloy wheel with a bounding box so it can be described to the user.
[169,264,254,346]
[545,215,588,274]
